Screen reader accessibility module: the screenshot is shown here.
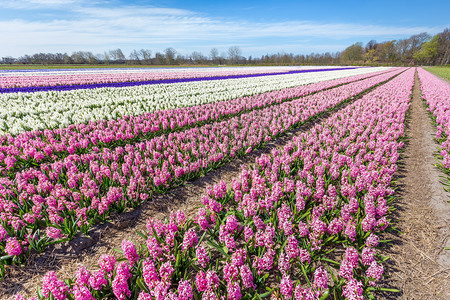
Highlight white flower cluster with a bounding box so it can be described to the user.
[0,67,390,135]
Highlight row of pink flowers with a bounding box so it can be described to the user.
[416,68,450,173]
[14,68,415,300]
[0,69,405,264]
[0,67,323,88]
[0,68,397,174]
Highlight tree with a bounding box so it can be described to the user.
[395,32,431,63]
[1,57,15,64]
[109,49,126,62]
[190,51,206,64]
[379,40,398,63]
[209,48,219,64]
[71,51,87,64]
[84,52,98,64]
[414,34,439,65]
[129,50,141,65]
[340,43,364,64]
[408,33,430,57]
[437,28,450,65]
[154,52,164,65]
[364,49,379,65]
[139,49,152,64]
[164,48,177,65]
[228,46,242,64]
[395,38,410,63]
[102,52,111,64]
[365,40,377,52]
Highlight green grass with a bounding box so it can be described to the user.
[424,66,450,81]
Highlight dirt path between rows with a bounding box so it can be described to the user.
[0,86,366,298]
[377,70,450,299]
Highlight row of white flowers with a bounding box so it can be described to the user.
[0,66,341,77]
[0,67,389,135]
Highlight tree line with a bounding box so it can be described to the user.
[1,28,448,66]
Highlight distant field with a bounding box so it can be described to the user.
[424,66,450,81]
[0,64,218,70]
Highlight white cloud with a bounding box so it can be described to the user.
[0,0,79,9]
[0,1,446,57]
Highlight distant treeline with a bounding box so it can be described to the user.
[1,28,448,66]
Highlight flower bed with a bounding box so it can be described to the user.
[0,68,391,136]
[0,68,397,173]
[0,67,355,91]
[417,68,450,190]
[13,68,415,300]
[0,69,404,270]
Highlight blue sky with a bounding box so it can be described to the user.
[0,0,448,58]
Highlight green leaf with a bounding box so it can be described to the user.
[136,277,150,293]
[258,291,272,298]
[0,255,12,261]
[113,248,124,254]
[198,231,207,245]
[320,258,340,265]
[380,255,390,262]
[368,287,400,293]
[175,253,181,268]
[207,241,230,258]
[300,264,311,286]
[136,230,148,240]
[319,289,330,300]
[257,273,270,283]
[37,286,44,299]
[325,263,338,283]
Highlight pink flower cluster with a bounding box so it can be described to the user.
[0,69,404,262]
[417,68,450,173]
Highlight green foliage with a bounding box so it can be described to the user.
[413,35,440,64]
[341,43,364,64]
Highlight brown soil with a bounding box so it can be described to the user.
[377,70,450,299]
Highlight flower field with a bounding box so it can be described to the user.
[0,67,386,136]
[0,67,356,91]
[417,68,450,189]
[0,66,448,300]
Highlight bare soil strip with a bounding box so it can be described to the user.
[377,70,450,299]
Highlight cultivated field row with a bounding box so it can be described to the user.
[0,67,358,91]
[0,67,390,135]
